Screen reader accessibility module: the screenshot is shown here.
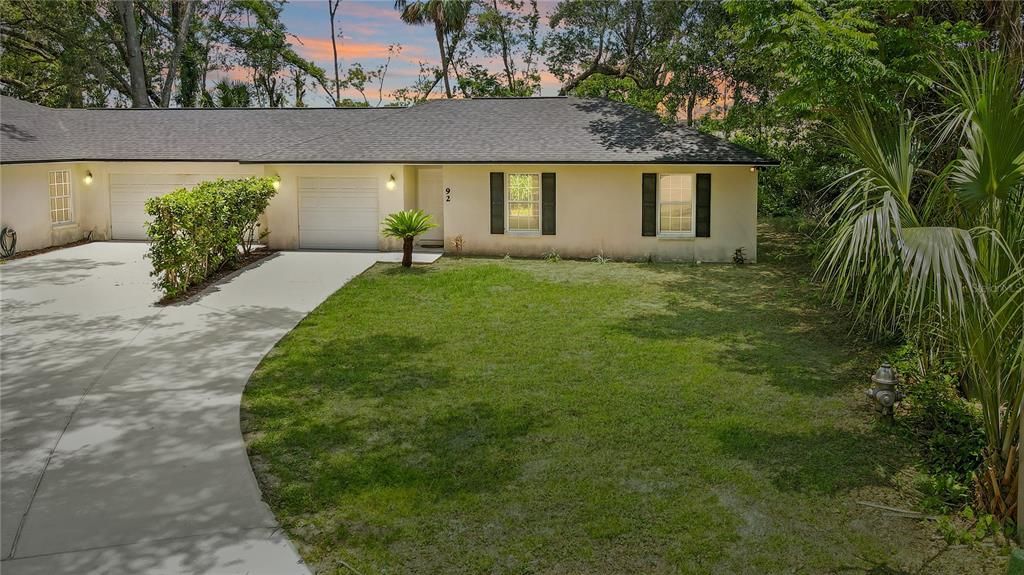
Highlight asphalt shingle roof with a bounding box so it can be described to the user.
[1,96,775,166]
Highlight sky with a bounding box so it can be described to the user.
[266,0,562,106]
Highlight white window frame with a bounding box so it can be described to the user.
[48,170,73,225]
[657,173,695,238]
[505,172,542,235]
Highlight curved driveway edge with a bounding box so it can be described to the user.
[0,243,439,574]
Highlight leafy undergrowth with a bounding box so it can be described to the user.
[242,224,1007,574]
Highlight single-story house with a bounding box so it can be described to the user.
[0,95,775,261]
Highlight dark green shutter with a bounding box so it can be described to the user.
[696,173,711,237]
[541,173,556,235]
[490,172,504,234]
[642,173,657,237]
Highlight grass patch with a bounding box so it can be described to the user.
[243,224,1006,574]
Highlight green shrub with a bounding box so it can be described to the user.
[145,177,276,298]
[542,249,561,262]
[891,343,985,512]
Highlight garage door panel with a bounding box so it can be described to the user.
[298,192,377,211]
[109,173,228,240]
[301,209,378,231]
[300,176,376,191]
[298,177,379,250]
[299,230,378,250]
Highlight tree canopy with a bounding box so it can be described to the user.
[1,0,1020,215]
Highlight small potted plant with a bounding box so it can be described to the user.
[381,209,437,268]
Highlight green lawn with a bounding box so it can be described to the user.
[242,225,1005,574]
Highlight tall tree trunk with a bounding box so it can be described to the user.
[160,0,195,107]
[434,23,452,98]
[493,0,515,92]
[686,95,696,127]
[402,237,414,268]
[329,0,342,106]
[115,0,149,108]
[294,71,306,107]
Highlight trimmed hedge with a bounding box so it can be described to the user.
[144,177,277,298]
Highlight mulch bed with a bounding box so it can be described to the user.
[1,239,93,261]
[158,249,276,306]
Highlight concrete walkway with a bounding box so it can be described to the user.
[0,243,439,574]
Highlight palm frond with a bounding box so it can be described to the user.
[821,52,1024,510]
[939,52,1024,212]
[816,102,923,330]
[381,209,436,239]
[899,226,979,322]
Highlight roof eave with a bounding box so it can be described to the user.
[2,156,780,166]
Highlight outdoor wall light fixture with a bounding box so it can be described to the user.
[84,170,93,185]
[386,174,397,191]
[272,175,281,190]
[865,362,904,419]
[749,166,757,173]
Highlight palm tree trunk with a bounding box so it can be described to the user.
[434,23,452,98]
[329,0,341,106]
[402,237,414,268]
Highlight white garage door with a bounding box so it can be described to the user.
[298,176,379,250]
[109,173,223,240]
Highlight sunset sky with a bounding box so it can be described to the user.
[260,0,562,105]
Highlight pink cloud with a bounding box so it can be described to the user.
[539,68,561,88]
[292,36,428,65]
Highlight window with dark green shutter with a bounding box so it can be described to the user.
[490,172,504,234]
[648,173,709,238]
[541,173,556,235]
[696,173,711,238]
[642,173,657,236]
[506,173,541,233]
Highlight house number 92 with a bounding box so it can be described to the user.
[445,187,451,202]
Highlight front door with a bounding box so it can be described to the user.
[416,168,444,243]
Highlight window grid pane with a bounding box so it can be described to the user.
[658,174,693,234]
[507,173,540,232]
[48,170,72,224]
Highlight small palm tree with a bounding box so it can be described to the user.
[817,52,1023,530]
[212,80,252,108]
[394,0,472,98]
[382,210,437,267]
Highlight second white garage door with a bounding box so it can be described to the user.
[298,176,379,250]
[110,173,223,240]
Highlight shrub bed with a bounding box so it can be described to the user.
[145,177,276,298]
[892,344,986,515]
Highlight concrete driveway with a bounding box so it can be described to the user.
[0,242,438,574]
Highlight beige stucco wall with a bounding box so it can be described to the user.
[441,164,758,262]
[0,162,92,252]
[262,163,409,251]
[1,161,757,260]
[85,161,263,242]
[0,161,411,253]
[0,161,263,253]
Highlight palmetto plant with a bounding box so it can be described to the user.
[817,52,1023,529]
[382,209,437,268]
